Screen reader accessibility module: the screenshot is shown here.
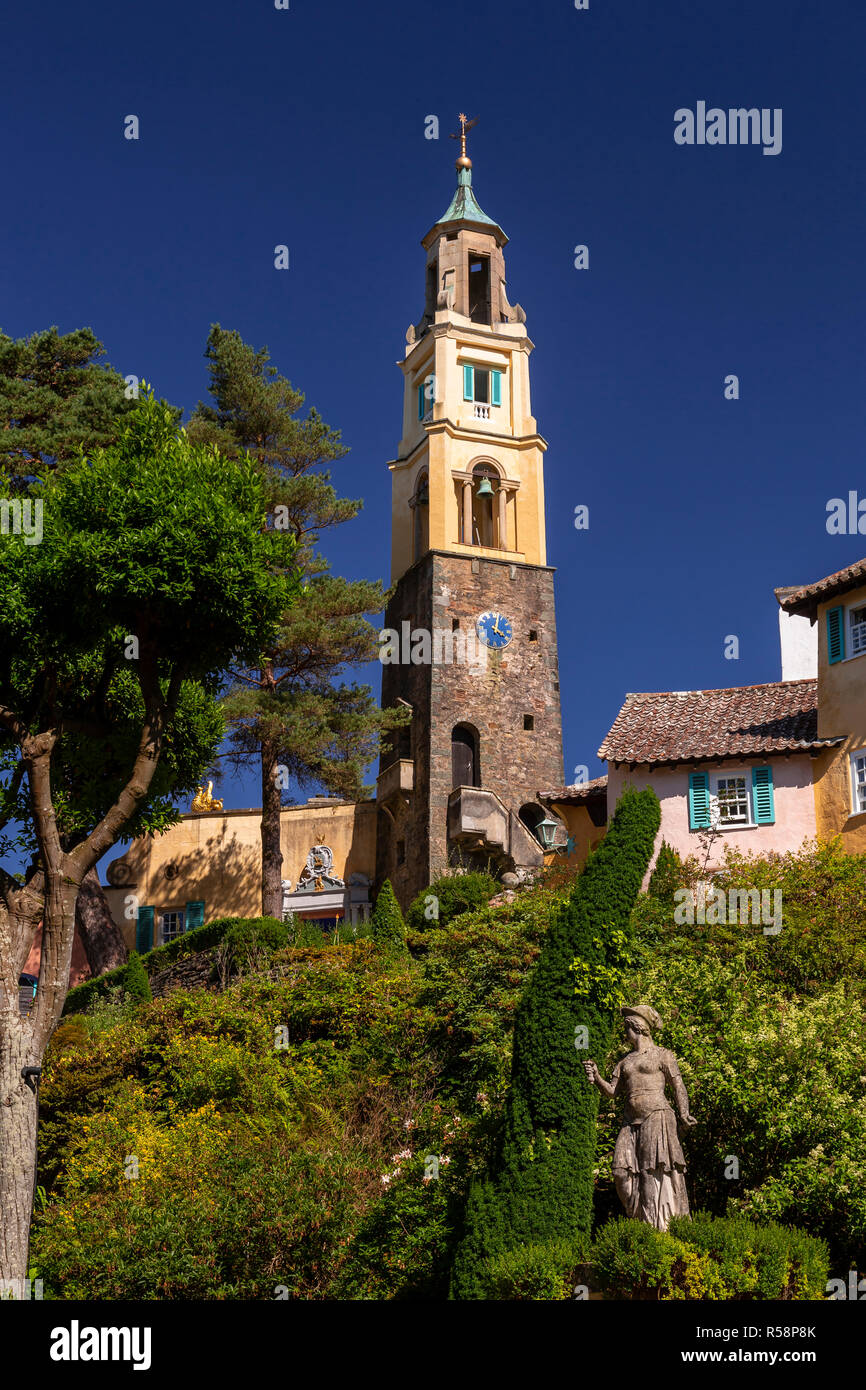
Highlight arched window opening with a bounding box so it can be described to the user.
[519,803,547,841]
[471,463,497,548]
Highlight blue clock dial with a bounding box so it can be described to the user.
[476,611,513,649]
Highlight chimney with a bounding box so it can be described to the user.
[778,607,817,681]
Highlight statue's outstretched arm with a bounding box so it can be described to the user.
[583,1058,619,1099]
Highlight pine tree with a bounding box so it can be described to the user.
[187,326,409,917]
[451,786,661,1299]
[0,325,139,483]
[371,879,407,955]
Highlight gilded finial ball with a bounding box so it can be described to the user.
[456,154,472,170]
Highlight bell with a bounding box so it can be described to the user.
[475,477,495,498]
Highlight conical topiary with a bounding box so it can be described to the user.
[371,879,407,955]
[647,838,683,910]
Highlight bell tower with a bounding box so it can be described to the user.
[376,118,565,908]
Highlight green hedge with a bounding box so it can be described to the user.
[62,916,280,1015]
[591,1215,829,1300]
[484,1236,589,1300]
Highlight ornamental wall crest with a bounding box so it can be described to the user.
[296,845,345,893]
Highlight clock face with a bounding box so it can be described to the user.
[476,611,513,650]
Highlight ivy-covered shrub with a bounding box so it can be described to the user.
[371,880,407,956]
[484,1236,589,1301]
[591,1215,829,1300]
[450,786,661,1299]
[406,872,499,933]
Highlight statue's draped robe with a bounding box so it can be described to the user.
[610,1046,690,1231]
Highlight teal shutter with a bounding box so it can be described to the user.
[417,383,425,420]
[688,772,711,829]
[752,766,775,824]
[827,605,845,664]
[491,369,502,406]
[135,905,154,953]
[463,364,474,401]
[185,900,205,932]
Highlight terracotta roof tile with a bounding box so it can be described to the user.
[598,680,842,766]
[543,775,608,802]
[776,556,866,613]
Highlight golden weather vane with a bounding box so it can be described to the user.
[450,112,479,166]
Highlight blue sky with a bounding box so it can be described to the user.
[3,0,865,811]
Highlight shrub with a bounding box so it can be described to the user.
[122,951,152,1004]
[451,786,660,1299]
[371,880,407,955]
[591,1218,723,1299]
[591,1214,829,1300]
[647,839,684,909]
[406,872,499,933]
[223,917,289,962]
[485,1236,589,1300]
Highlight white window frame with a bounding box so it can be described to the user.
[708,769,754,828]
[159,909,185,944]
[850,749,866,816]
[847,600,866,659]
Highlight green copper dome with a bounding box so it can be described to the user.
[435,166,506,238]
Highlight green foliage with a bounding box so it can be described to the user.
[415,893,550,1103]
[647,839,683,910]
[371,879,407,955]
[62,916,280,1015]
[223,917,289,960]
[619,840,866,1271]
[0,390,299,861]
[591,1215,828,1300]
[122,952,152,1004]
[406,871,500,932]
[0,325,139,482]
[34,835,866,1300]
[450,786,660,1299]
[484,1236,589,1300]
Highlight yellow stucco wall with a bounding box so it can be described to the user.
[547,800,607,868]
[813,581,866,851]
[389,311,548,583]
[103,800,378,949]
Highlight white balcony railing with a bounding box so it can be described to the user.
[473,404,490,420]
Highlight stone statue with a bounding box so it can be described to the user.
[583,1004,696,1231]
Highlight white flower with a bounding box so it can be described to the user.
[380,1174,392,1187]
[439,1154,451,1167]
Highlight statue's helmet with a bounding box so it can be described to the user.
[621,1004,662,1034]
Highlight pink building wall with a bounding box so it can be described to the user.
[606,756,817,884]
[23,922,91,989]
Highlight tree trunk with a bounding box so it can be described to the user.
[75,867,128,975]
[260,736,284,919]
[0,1017,39,1284]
